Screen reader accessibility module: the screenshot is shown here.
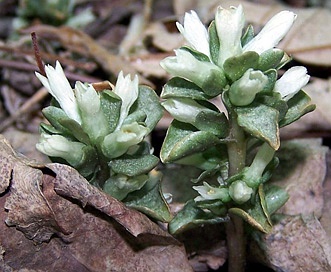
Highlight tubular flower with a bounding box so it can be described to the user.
[243,11,297,54]
[215,5,245,66]
[176,10,210,58]
[35,61,81,124]
[36,134,86,165]
[274,66,310,101]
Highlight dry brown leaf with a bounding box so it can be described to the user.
[249,214,331,272]
[272,138,328,217]
[0,135,192,271]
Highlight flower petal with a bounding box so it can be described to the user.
[243,11,296,54]
[36,134,85,164]
[36,61,81,124]
[215,5,245,66]
[113,71,139,129]
[176,10,210,58]
[274,66,310,100]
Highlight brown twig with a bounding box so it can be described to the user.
[31,32,46,76]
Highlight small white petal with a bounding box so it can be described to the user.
[176,10,210,58]
[243,11,296,54]
[215,5,245,66]
[274,66,310,100]
[113,72,139,129]
[36,61,81,124]
[162,97,206,124]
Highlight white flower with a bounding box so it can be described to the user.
[101,122,148,159]
[36,134,85,165]
[160,49,224,90]
[229,68,268,106]
[274,66,310,101]
[161,97,210,124]
[229,180,253,204]
[193,182,230,202]
[74,81,110,141]
[113,72,139,129]
[35,61,81,124]
[215,5,245,66]
[243,11,296,54]
[176,10,210,58]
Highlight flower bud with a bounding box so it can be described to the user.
[36,134,86,165]
[74,81,110,142]
[101,122,148,159]
[229,69,268,106]
[161,97,208,124]
[193,182,230,202]
[229,180,253,204]
[160,49,227,96]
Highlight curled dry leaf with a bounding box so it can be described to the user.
[0,135,192,271]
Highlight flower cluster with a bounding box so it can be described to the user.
[36,61,164,204]
[159,5,315,233]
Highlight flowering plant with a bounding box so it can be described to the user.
[35,4,316,271]
[159,5,315,270]
[35,61,170,222]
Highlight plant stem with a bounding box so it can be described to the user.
[226,109,246,272]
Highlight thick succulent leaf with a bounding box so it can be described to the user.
[241,24,254,46]
[58,119,91,145]
[261,69,277,93]
[111,154,159,176]
[130,86,163,132]
[125,177,172,222]
[123,110,147,125]
[99,89,122,133]
[181,46,210,62]
[256,93,288,121]
[42,106,91,145]
[208,20,220,65]
[279,90,316,127]
[264,185,289,215]
[74,145,99,177]
[161,77,211,101]
[223,51,260,82]
[235,103,280,150]
[39,122,62,135]
[160,120,221,163]
[258,184,272,225]
[168,200,228,235]
[194,110,229,137]
[258,49,285,71]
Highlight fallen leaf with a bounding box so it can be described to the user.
[0,135,193,271]
[249,214,331,272]
[271,138,328,217]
